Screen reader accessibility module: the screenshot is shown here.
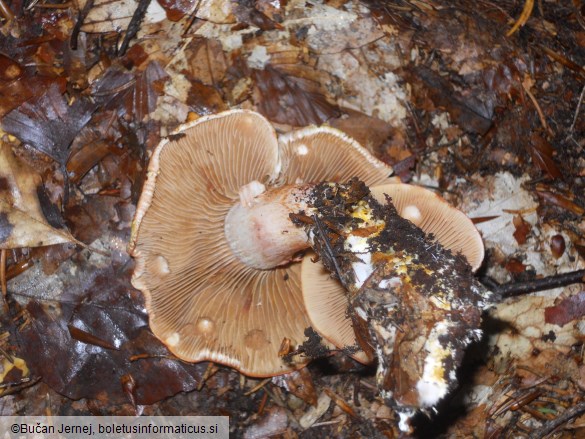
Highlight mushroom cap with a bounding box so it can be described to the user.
[129,110,396,376]
[130,110,303,376]
[302,183,485,364]
[278,126,397,186]
[371,184,485,270]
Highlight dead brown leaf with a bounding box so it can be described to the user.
[0,143,75,249]
[157,0,197,21]
[2,84,96,165]
[75,0,164,34]
[0,55,62,118]
[513,214,531,245]
[505,258,528,274]
[545,291,585,327]
[535,185,585,216]
[527,133,561,179]
[15,262,208,405]
[409,66,493,135]
[253,65,340,126]
[279,368,317,407]
[233,3,282,30]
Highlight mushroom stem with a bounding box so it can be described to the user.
[224,184,315,269]
[291,178,493,433]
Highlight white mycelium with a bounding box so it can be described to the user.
[416,320,453,407]
[343,201,386,288]
[344,235,374,288]
[398,408,417,433]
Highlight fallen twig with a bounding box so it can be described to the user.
[0,250,6,313]
[119,0,151,56]
[482,269,585,299]
[70,0,94,50]
[570,84,585,133]
[506,0,534,37]
[529,400,585,438]
[0,0,14,20]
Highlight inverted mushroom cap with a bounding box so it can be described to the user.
[130,110,305,376]
[129,110,396,376]
[278,126,397,186]
[371,184,484,270]
[302,183,484,364]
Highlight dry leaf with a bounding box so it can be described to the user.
[15,262,207,405]
[157,0,197,21]
[528,133,561,179]
[233,3,282,30]
[75,0,167,34]
[535,185,585,216]
[505,257,527,274]
[277,368,317,406]
[544,291,585,327]
[512,214,531,245]
[409,66,493,135]
[253,65,340,126]
[0,55,61,118]
[0,143,75,249]
[2,84,95,165]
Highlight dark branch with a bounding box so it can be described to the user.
[482,270,585,299]
[119,0,151,56]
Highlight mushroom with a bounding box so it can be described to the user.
[128,110,395,376]
[301,183,484,363]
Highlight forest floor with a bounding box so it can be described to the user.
[0,0,585,437]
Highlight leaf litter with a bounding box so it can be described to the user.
[0,0,583,437]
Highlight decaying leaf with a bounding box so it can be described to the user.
[505,257,528,274]
[233,3,282,30]
[512,214,531,245]
[2,84,96,165]
[0,143,75,249]
[272,368,317,406]
[544,291,585,327]
[0,55,60,118]
[15,262,207,405]
[66,112,120,184]
[535,185,585,216]
[253,65,340,126]
[157,0,197,22]
[131,61,171,124]
[409,66,493,135]
[527,133,561,179]
[74,0,167,34]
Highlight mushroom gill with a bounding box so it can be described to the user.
[129,110,395,376]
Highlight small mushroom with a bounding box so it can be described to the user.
[301,184,484,363]
[129,110,395,376]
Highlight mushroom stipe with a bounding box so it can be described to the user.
[291,178,494,433]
